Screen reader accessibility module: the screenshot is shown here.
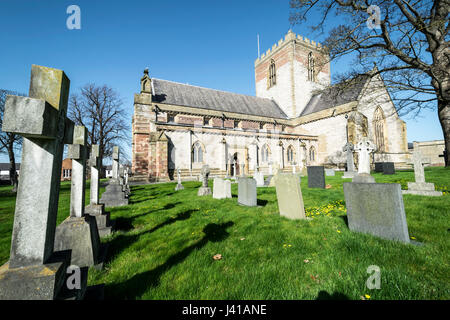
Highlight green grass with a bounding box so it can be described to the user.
[0,168,449,300]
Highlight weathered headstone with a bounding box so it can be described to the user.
[307,166,325,188]
[198,165,212,196]
[343,182,411,243]
[238,177,257,206]
[213,177,231,199]
[342,142,356,179]
[403,151,442,196]
[254,170,265,187]
[224,179,232,198]
[275,173,306,220]
[99,146,129,207]
[85,144,113,237]
[325,168,335,176]
[54,126,101,268]
[175,168,184,190]
[352,138,376,183]
[268,163,280,187]
[0,65,86,300]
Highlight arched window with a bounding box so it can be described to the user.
[287,145,295,163]
[261,144,270,163]
[268,59,276,88]
[309,146,316,163]
[373,107,386,152]
[308,52,315,82]
[192,142,203,163]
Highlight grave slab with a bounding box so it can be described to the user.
[275,173,306,220]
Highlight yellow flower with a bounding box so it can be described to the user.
[337,230,341,233]
[410,236,416,240]
[365,294,371,299]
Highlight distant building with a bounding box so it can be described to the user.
[0,163,20,183]
[61,158,72,181]
[411,140,445,166]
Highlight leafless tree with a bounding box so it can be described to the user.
[0,89,24,192]
[69,84,130,177]
[290,0,450,166]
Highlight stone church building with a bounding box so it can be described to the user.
[131,30,409,181]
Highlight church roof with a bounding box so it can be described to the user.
[300,74,370,117]
[151,79,288,119]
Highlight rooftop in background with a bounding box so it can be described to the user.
[152,78,288,119]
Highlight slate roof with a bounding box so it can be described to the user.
[300,74,370,117]
[152,79,288,119]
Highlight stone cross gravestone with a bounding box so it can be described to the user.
[198,165,212,196]
[99,146,129,207]
[268,162,280,187]
[175,168,184,190]
[54,126,101,268]
[238,177,257,206]
[342,142,356,179]
[307,166,326,188]
[85,144,113,237]
[0,65,86,300]
[343,182,411,243]
[275,173,306,220]
[353,138,376,183]
[403,151,442,196]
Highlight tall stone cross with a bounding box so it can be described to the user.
[354,138,376,175]
[88,144,101,207]
[67,126,88,218]
[342,142,355,172]
[112,146,120,182]
[1,65,74,268]
[410,150,430,183]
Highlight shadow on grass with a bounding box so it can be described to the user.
[105,221,234,299]
[105,209,196,264]
[316,291,349,300]
[339,215,349,227]
[257,199,268,206]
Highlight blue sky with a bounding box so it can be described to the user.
[0,0,443,163]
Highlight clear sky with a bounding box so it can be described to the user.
[0,0,444,163]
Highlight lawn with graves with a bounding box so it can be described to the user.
[0,167,449,300]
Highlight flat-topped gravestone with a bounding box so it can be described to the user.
[198,165,212,196]
[353,138,376,183]
[403,150,442,196]
[54,126,102,268]
[213,178,229,199]
[307,166,325,188]
[254,171,265,187]
[238,177,257,206]
[343,182,410,243]
[325,169,335,176]
[224,180,232,198]
[382,162,395,175]
[374,162,384,173]
[0,65,86,300]
[275,174,306,220]
[85,144,113,237]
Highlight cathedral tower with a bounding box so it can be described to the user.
[254,30,331,118]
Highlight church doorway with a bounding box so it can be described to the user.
[232,152,240,176]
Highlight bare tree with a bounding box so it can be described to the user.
[290,0,450,166]
[68,84,130,177]
[0,89,24,192]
